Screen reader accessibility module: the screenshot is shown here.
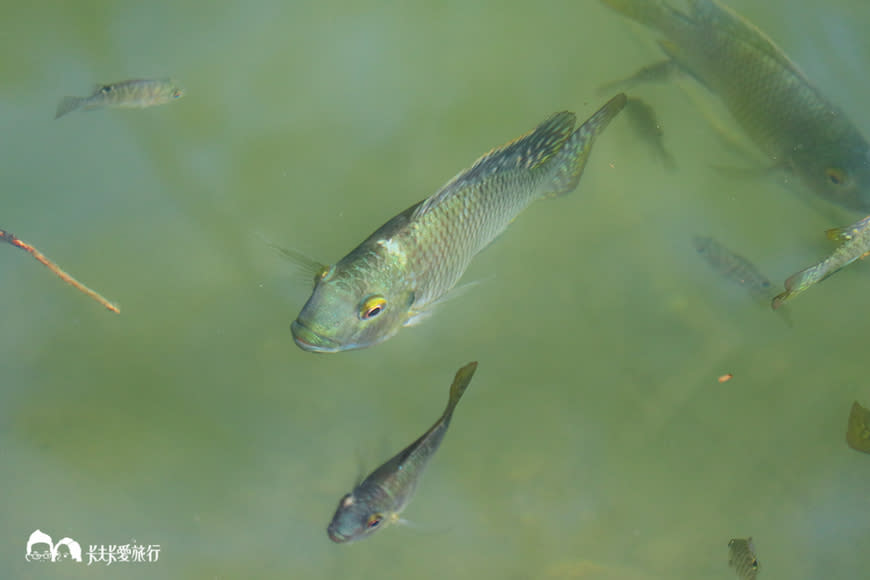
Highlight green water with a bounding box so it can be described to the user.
[2,1,869,578]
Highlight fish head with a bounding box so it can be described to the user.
[792,144,870,212]
[327,492,391,543]
[291,258,415,353]
[167,80,185,100]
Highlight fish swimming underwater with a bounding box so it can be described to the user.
[692,235,773,305]
[600,0,870,213]
[772,214,870,309]
[292,95,626,352]
[327,361,477,543]
[846,400,870,454]
[55,79,184,119]
[728,537,760,580]
[624,96,675,169]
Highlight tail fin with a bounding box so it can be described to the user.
[600,0,680,34]
[543,93,627,197]
[441,361,477,423]
[55,96,82,119]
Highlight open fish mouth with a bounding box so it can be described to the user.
[326,526,349,543]
[291,319,342,353]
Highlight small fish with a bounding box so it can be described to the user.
[55,78,184,119]
[772,215,870,309]
[624,96,675,169]
[846,400,870,454]
[728,537,760,580]
[292,95,626,352]
[692,235,773,304]
[327,362,477,543]
[600,0,870,213]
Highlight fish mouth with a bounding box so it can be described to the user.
[291,319,342,353]
[326,526,348,543]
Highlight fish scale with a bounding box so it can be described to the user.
[327,362,478,543]
[292,94,626,352]
[601,0,870,212]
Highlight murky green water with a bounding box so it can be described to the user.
[3,1,870,578]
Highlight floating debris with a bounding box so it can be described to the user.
[1,229,119,313]
[846,400,870,454]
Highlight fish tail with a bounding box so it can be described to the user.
[542,93,627,197]
[55,96,83,119]
[600,0,682,34]
[441,361,477,424]
[771,263,827,310]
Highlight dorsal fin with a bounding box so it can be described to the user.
[411,113,576,220]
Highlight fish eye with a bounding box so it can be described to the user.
[100,85,113,94]
[314,265,330,284]
[366,514,383,529]
[826,167,846,186]
[359,295,387,320]
[751,559,758,570]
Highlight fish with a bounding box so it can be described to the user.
[624,96,675,169]
[728,537,760,580]
[291,94,626,352]
[326,361,477,543]
[55,78,184,119]
[600,0,870,213]
[771,214,870,309]
[692,235,773,304]
[846,400,870,454]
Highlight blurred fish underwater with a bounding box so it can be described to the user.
[846,400,870,453]
[600,0,870,213]
[728,537,760,580]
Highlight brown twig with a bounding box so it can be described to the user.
[1,228,119,313]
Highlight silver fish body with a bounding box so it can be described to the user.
[292,95,626,352]
[55,78,184,119]
[601,0,870,212]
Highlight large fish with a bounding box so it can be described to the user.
[727,537,760,580]
[292,95,626,352]
[55,78,184,119]
[600,0,870,213]
[772,214,870,309]
[327,362,477,543]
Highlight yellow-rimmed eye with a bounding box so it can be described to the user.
[826,167,846,186]
[366,514,383,529]
[359,295,386,320]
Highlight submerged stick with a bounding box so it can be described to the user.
[1,228,119,313]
